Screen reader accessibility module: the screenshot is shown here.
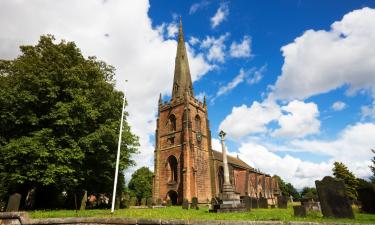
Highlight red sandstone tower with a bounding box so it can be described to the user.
[152,19,215,204]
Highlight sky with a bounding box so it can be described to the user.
[1,0,375,189]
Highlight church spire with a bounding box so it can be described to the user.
[171,17,194,100]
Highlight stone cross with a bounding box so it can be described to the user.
[219,130,230,186]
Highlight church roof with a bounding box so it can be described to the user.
[212,150,253,170]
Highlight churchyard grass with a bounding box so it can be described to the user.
[30,205,375,224]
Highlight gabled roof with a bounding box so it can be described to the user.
[212,150,253,170]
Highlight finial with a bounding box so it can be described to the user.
[158,93,162,105]
[219,130,226,139]
[203,95,207,107]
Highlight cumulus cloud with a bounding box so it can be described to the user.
[211,3,229,28]
[273,7,375,100]
[0,0,212,178]
[166,22,178,38]
[230,35,252,58]
[200,33,229,62]
[331,101,347,111]
[216,69,247,97]
[272,100,320,138]
[361,102,375,119]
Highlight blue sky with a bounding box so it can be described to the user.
[1,0,375,188]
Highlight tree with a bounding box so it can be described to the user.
[300,187,318,200]
[273,175,300,199]
[332,161,359,200]
[128,167,153,202]
[0,35,139,208]
[370,149,375,183]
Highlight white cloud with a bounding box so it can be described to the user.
[189,36,200,46]
[247,65,266,85]
[189,0,210,14]
[273,7,375,100]
[211,138,222,151]
[201,33,229,62]
[0,0,213,179]
[216,69,247,97]
[219,98,281,139]
[211,3,229,28]
[361,102,375,119]
[166,22,178,38]
[272,100,320,138]
[331,101,347,111]
[230,35,252,58]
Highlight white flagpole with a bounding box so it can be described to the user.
[111,94,126,213]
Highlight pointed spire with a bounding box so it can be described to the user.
[171,17,194,100]
[203,95,207,107]
[158,93,162,105]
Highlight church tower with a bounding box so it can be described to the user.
[153,19,215,204]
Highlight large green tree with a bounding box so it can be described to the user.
[273,175,300,199]
[370,149,375,183]
[0,35,139,208]
[128,167,153,202]
[332,161,359,200]
[300,187,318,200]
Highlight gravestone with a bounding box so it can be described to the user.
[270,205,275,208]
[258,197,268,208]
[166,199,172,206]
[293,205,307,217]
[251,197,258,208]
[6,193,21,212]
[80,191,87,210]
[191,197,199,210]
[141,198,147,206]
[129,197,137,207]
[182,198,189,210]
[277,196,288,209]
[147,197,153,208]
[243,196,251,210]
[156,198,162,206]
[315,176,354,218]
[357,185,375,214]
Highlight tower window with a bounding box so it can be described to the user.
[168,114,176,131]
[167,155,178,182]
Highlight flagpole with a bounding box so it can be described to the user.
[111,93,126,213]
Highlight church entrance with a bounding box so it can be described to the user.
[167,190,178,205]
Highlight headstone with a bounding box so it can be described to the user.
[243,196,251,210]
[258,197,268,208]
[315,176,354,218]
[302,201,321,212]
[6,193,21,212]
[182,198,189,210]
[357,185,375,214]
[141,198,147,206]
[277,196,288,209]
[191,197,199,210]
[270,205,275,208]
[156,198,162,206]
[251,197,258,208]
[129,197,137,207]
[147,197,153,208]
[80,191,87,210]
[166,199,172,207]
[293,205,307,217]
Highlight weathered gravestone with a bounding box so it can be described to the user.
[277,196,288,209]
[293,205,307,217]
[156,198,162,206]
[6,193,21,212]
[182,198,189,210]
[258,197,268,208]
[315,176,354,218]
[147,197,153,208]
[80,191,87,210]
[129,197,137,207]
[251,197,258,208]
[357,184,375,214]
[243,196,251,210]
[166,199,172,207]
[191,197,199,210]
[141,198,147,206]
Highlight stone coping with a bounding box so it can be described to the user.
[0,212,373,225]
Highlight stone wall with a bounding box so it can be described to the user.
[1,212,372,225]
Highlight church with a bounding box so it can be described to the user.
[152,20,280,205]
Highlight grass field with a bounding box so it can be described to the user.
[29,205,375,224]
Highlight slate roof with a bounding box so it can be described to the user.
[212,150,253,170]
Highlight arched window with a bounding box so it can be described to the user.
[167,155,178,182]
[195,115,201,131]
[168,114,176,131]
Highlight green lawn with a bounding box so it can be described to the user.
[29,205,375,224]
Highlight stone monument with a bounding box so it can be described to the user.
[315,176,354,218]
[6,193,21,212]
[277,196,288,209]
[211,131,246,212]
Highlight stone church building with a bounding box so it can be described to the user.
[152,20,280,205]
